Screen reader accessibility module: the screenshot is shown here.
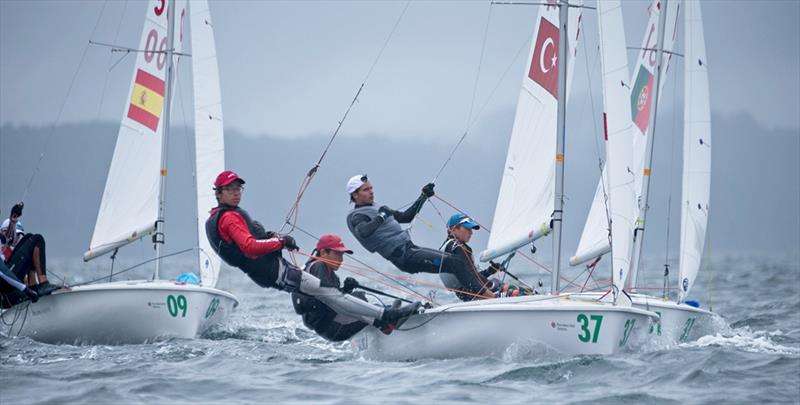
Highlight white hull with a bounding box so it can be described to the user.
[572,291,721,343]
[352,294,658,361]
[1,280,238,345]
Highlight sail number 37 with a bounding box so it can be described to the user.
[577,314,603,343]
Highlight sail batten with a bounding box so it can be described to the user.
[678,0,711,302]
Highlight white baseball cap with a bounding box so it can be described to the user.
[346,174,368,194]
[0,219,23,234]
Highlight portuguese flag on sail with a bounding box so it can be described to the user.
[630,66,654,133]
[127,69,165,132]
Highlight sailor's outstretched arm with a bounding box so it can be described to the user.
[297,271,384,324]
[351,213,383,238]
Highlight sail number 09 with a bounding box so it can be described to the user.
[167,294,187,318]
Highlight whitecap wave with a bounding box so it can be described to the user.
[683,327,800,355]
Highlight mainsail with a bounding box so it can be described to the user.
[481,2,582,262]
[678,0,711,302]
[85,1,187,261]
[571,0,680,267]
[597,0,636,295]
[190,0,225,287]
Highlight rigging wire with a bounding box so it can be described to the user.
[465,2,494,131]
[94,0,129,122]
[280,0,412,234]
[432,15,531,183]
[19,1,110,202]
[661,56,680,293]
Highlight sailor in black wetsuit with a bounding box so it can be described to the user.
[442,213,534,301]
[292,234,375,341]
[345,175,486,297]
[206,170,420,333]
[0,250,39,309]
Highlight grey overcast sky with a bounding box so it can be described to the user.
[1,0,799,140]
[1,0,799,265]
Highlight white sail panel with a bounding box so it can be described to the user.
[597,0,636,294]
[571,175,611,266]
[678,0,711,302]
[572,0,680,267]
[483,3,582,261]
[190,0,225,287]
[88,1,187,260]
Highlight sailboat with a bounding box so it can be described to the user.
[2,0,238,344]
[570,0,720,343]
[352,0,659,361]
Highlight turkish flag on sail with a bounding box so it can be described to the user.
[528,17,560,98]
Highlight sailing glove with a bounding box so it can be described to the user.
[10,202,23,219]
[488,261,504,275]
[23,287,39,303]
[280,235,299,251]
[421,183,435,198]
[342,277,359,294]
[378,206,394,220]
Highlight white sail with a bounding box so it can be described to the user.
[190,0,225,287]
[678,0,710,302]
[481,2,583,262]
[86,1,187,261]
[571,0,680,267]
[597,0,636,295]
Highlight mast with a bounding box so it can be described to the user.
[155,0,177,279]
[551,0,569,294]
[629,0,669,288]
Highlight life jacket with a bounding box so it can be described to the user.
[440,238,490,301]
[346,205,411,258]
[205,204,270,269]
[291,260,367,333]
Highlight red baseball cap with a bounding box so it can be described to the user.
[214,170,245,188]
[316,234,353,254]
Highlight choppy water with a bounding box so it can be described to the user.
[2,254,799,404]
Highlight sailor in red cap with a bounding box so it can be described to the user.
[292,234,376,341]
[206,171,420,332]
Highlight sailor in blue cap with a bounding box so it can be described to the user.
[441,213,534,301]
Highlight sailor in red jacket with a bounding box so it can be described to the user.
[206,170,420,331]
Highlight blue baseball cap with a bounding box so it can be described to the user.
[447,213,479,230]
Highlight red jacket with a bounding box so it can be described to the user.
[213,208,283,259]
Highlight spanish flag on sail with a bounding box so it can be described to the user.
[127,69,165,132]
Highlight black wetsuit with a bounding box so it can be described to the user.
[291,260,369,341]
[442,238,533,300]
[347,197,482,292]
[0,257,27,309]
[441,238,500,301]
[5,233,47,281]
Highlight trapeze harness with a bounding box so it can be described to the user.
[206,204,301,291]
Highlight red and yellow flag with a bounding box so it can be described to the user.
[127,69,165,132]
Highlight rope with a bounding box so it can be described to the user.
[287,223,431,301]
[72,248,194,287]
[280,1,412,234]
[20,1,109,201]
